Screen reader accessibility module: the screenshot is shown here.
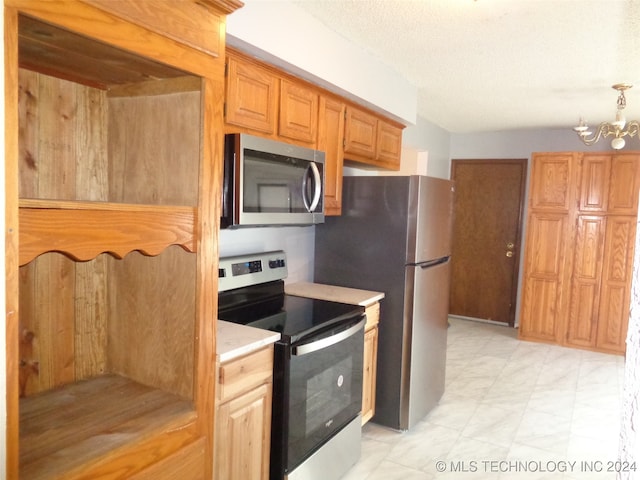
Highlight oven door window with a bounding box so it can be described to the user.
[286,322,364,472]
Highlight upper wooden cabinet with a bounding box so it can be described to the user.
[344,105,403,170]
[279,79,319,144]
[224,49,405,216]
[579,154,611,212]
[318,96,346,216]
[225,54,279,135]
[528,152,577,212]
[344,106,378,158]
[579,153,640,214]
[376,121,404,167]
[609,154,640,214]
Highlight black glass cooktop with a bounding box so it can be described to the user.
[218,280,365,344]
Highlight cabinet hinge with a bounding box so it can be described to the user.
[223,102,226,117]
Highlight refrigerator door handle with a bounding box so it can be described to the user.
[415,256,450,269]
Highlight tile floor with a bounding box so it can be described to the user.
[343,317,626,480]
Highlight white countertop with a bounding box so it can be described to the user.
[285,281,385,306]
[216,320,280,364]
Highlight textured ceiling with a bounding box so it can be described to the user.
[293,0,640,133]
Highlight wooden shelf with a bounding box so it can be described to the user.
[20,374,197,480]
[19,199,197,265]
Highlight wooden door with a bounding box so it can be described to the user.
[344,106,377,158]
[565,215,606,348]
[279,78,318,145]
[215,383,272,480]
[317,96,345,216]
[375,121,403,169]
[596,215,636,353]
[449,159,527,326]
[225,54,278,134]
[519,213,571,342]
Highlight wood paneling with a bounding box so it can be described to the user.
[85,0,226,57]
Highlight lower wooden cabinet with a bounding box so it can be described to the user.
[215,346,274,480]
[362,302,380,425]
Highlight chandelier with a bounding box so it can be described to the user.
[573,83,640,150]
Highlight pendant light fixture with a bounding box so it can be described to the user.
[573,83,640,150]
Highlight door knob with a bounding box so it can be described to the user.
[506,251,514,258]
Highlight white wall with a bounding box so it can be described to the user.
[226,0,417,126]
[219,226,316,283]
[403,116,451,179]
[451,127,603,159]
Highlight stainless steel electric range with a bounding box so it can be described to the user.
[218,250,365,480]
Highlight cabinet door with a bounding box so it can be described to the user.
[565,215,606,348]
[279,79,318,144]
[596,216,636,353]
[579,154,610,212]
[317,96,345,216]
[344,106,377,158]
[376,121,402,170]
[519,213,571,342]
[608,154,640,214]
[225,55,278,134]
[361,325,378,425]
[216,383,272,480]
[529,153,577,212]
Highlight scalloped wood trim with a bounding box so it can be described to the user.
[19,200,196,265]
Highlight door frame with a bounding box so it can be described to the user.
[450,158,528,327]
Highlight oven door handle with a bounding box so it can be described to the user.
[292,317,366,357]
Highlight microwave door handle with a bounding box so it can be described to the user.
[308,162,322,212]
[302,162,322,213]
[302,165,311,212]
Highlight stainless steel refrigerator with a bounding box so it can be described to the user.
[314,175,454,431]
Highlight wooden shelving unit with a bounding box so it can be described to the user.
[4,1,242,478]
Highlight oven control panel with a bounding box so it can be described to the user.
[218,250,288,292]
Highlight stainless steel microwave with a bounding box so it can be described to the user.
[221,133,325,228]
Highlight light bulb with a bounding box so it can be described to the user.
[612,110,626,129]
[611,137,626,149]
